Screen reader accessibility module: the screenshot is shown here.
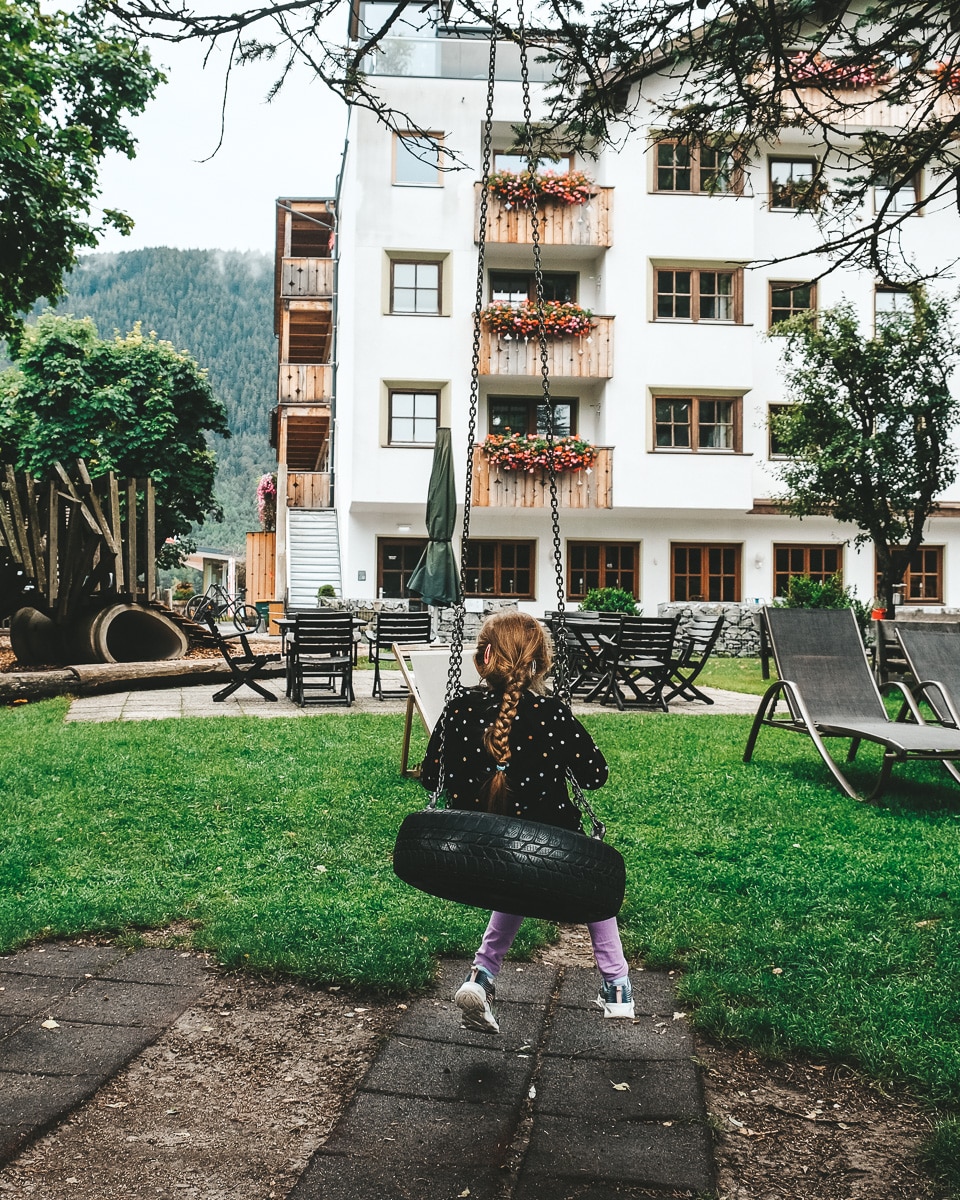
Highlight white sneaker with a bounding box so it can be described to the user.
[595,978,635,1019]
[455,966,500,1033]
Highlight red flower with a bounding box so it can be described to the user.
[481,432,599,473]
[480,301,595,339]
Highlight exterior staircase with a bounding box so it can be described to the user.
[287,508,342,606]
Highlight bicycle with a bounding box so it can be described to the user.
[184,583,261,633]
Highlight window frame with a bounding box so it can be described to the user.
[767,402,798,459]
[463,538,536,600]
[874,285,913,331]
[876,546,944,605]
[487,395,579,437]
[653,265,744,324]
[671,543,742,602]
[386,388,440,447]
[389,258,443,315]
[873,171,923,216]
[492,150,574,173]
[378,537,430,599]
[652,139,743,196]
[768,156,822,210]
[652,394,743,453]
[773,543,844,598]
[769,280,817,327]
[393,131,444,187]
[488,269,579,306]
[567,541,640,601]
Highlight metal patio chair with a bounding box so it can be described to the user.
[744,607,960,800]
[896,624,960,728]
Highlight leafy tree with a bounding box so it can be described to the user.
[0,0,163,345]
[769,293,960,616]
[103,0,960,279]
[0,313,230,566]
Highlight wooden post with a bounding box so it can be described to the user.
[4,465,34,580]
[106,472,124,591]
[23,473,46,598]
[47,479,59,608]
[143,477,156,600]
[125,478,138,596]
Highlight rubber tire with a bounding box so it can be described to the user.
[393,808,626,924]
[233,604,261,633]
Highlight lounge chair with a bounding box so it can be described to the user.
[896,625,960,728]
[744,607,960,800]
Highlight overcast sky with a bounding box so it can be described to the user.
[94,39,350,255]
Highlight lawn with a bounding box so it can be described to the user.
[697,654,775,696]
[2,698,958,1189]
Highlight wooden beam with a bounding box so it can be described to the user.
[4,465,34,579]
[0,476,21,566]
[125,478,138,595]
[143,477,156,600]
[105,472,124,591]
[47,479,59,608]
[23,472,46,598]
[75,459,120,555]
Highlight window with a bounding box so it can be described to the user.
[394,133,443,186]
[768,403,797,458]
[388,390,439,445]
[769,158,822,209]
[875,286,913,329]
[876,546,944,604]
[770,281,816,326]
[773,544,843,597]
[654,267,742,323]
[390,260,441,314]
[874,172,921,214]
[492,151,573,173]
[488,397,576,436]
[653,396,741,452]
[654,141,740,194]
[489,270,577,305]
[568,542,639,600]
[672,544,741,602]
[464,540,535,598]
[378,538,429,598]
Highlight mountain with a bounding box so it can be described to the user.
[40,247,277,554]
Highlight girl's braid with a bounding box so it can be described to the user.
[482,668,527,814]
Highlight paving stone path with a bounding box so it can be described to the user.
[0,949,712,1197]
[291,959,712,1200]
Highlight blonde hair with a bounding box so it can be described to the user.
[474,611,552,814]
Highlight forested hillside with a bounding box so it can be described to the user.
[40,248,276,553]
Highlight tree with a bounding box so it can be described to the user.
[769,293,960,615]
[102,0,960,280]
[0,314,230,566]
[0,0,163,345]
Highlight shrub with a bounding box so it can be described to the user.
[580,587,639,615]
[317,584,337,599]
[776,572,869,634]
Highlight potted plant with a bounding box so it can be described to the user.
[256,473,277,532]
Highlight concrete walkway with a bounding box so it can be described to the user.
[65,668,758,722]
[0,947,713,1198]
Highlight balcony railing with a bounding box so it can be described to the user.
[278,364,332,403]
[471,446,612,509]
[755,77,960,128]
[280,257,334,298]
[287,471,331,509]
[479,317,613,379]
[476,184,613,248]
[362,35,553,82]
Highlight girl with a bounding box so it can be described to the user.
[420,610,633,1033]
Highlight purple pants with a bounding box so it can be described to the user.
[474,911,629,983]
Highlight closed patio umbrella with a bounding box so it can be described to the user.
[407,427,461,608]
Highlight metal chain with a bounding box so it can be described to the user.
[516,0,571,708]
[431,0,499,809]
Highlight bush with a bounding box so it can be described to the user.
[580,587,639,615]
[776,573,870,634]
[317,584,337,599]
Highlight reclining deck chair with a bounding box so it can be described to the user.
[896,625,960,728]
[744,607,960,800]
[393,644,480,777]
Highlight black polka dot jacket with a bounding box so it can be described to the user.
[419,688,609,832]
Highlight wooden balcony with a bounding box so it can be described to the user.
[278,363,332,403]
[475,184,613,247]
[280,256,334,298]
[752,77,960,129]
[287,471,331,509]
[479,317,613,379]
[471,446,612,509]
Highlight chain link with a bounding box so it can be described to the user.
[516,0,571,708]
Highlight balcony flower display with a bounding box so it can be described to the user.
[934,62,960,92]
[482,432,599,474]
[487,169,596,207]
[788,52,888,89]
[481,300,595,339]
[257,472,277,532]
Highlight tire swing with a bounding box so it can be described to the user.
[393,0,625,925]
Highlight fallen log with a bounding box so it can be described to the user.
[0,658,284,703]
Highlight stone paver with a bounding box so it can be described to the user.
[0,946,211,1165]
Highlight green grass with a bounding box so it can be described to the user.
[2,699,959,1187]
[697,655,776,695]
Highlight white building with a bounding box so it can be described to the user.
[271,6,960,617]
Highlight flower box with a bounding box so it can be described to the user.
[481,433,599,474]
[788,52,888,89]
[487,168,597,208]
[480,301,595,340]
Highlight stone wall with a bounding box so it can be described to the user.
[318,596,518,643]
[657,602,764,657]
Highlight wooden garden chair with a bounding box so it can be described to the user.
[203,614,281,703]
[394,643,480,777]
